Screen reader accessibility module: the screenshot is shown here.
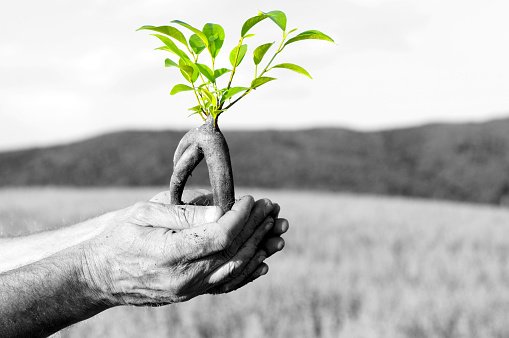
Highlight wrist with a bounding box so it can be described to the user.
[77,238,121,308]
[0,247,114,337]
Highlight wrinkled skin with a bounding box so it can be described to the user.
[81,191,289,306]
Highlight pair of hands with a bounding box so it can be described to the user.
[81,190,288,306]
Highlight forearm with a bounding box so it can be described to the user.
[0,246,112,338]
[0,212,114,273]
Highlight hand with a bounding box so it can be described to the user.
[152,189,289,292]
[80,192,288,306]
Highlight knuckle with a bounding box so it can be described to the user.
[250,200,273,224]
[260,198,273,212]
[245,241,258,253]
[243,195,255,205]
[261,198,272,206]
[223,241,238,259]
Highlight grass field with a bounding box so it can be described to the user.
[2,187,509,338]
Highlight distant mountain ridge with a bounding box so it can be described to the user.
[2,118,509,205]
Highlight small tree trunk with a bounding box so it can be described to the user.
[169,115,235,212]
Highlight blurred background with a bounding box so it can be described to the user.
[2,0,509,337]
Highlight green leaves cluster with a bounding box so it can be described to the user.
[137,10,334,122]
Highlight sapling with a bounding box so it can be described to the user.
[138,10,334,212]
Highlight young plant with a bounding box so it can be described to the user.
[138,10,334,212]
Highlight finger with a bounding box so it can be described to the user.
[258,218,288,256]
[216,195,256,241]
[170,196,255,260]
[209,250,266,294]
[182,189,213,206]
[223,198,275,258]
[210,263,269,294]
[203,216,273,285]
[270,203,281,219]
[150,191,172,204]
[131,201,223,230]
[262,236,285,257]
[270,218,289,236]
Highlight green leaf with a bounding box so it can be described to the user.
[202,23,225,58]
[179,58,199,83]
[251,77,276,89]
[189,34,206,54]
[241,13,270,37]
[165,58,197,84]
[178,65,195,82]
[165,58,178,67]
[244,34,256,39]
[199,87,216,108]
[271,63,312,79]
[210,108,226,119]
[284,30,335,47]
[214,68,232,79]
[137,25,188,47]
[287,28,298,35]
[171,20,209,46]
[264,10,287,31]
[221,87,249,102]
[188,105,202,112]
[253,42,274,65]
[229,44,248,67]
[170,84,194,95]
[188,111,201,118]
[196,63,215,83]
[152,34,190,60]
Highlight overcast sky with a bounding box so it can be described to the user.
[1,0,509,150]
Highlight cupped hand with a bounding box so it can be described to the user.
[153,189,289,263]
[80,191,288,306]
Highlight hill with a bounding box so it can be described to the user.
[1,118,509,204]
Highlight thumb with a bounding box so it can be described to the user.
[132,201,224,230]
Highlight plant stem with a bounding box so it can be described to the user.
[223,88,252,110]
[226,37,244,90]
[220,33,287,112]
[211,58,219,102]
[191,83,207,120]
[192,53,209,91]
[259,31,286,77]
[219,32,290,113]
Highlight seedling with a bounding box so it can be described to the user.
[138,10,334,211]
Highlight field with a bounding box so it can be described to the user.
[2,187,509,338]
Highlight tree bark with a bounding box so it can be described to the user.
[169,115,235,212]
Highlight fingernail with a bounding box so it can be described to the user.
[277,239,285,250]
[260,266,268,275]
[265,222,274,231]
[258,255,266,264]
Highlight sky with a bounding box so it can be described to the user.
[1,0,509,150]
